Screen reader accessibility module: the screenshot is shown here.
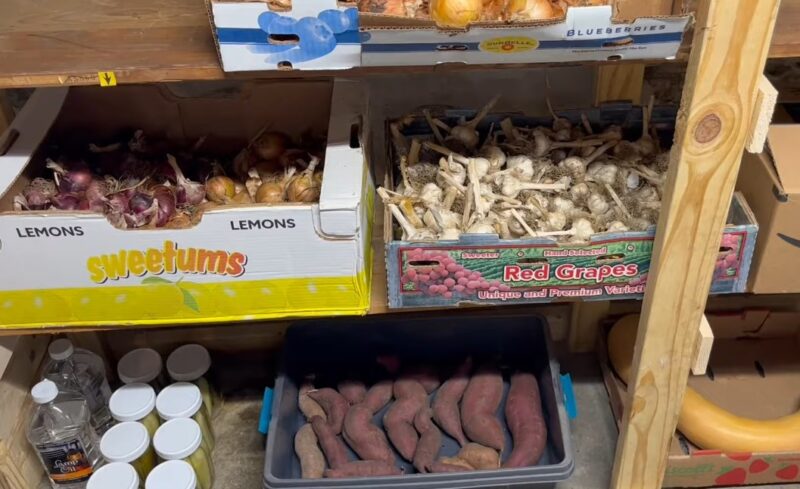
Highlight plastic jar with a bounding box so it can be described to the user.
[145,460,197,489]
[100,422,157,482]
[153,418,214,489]
[156,383,215,450]
[118,349,167,391]
[87,462,139,489]
[167,344,218,416]
[109,383,160,438]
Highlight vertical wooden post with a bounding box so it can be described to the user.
[568,301,610,352]
[0,91,13,133]
[610,1,781,488]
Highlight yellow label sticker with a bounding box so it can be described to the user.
[98,71,117,87]
[479,36,539,54]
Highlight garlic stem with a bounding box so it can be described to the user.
[438,170,466,194]
[424,142,470,164]
[409,138,421,167]
[510,208,537,238]
[581,113,593,135]
[604,183,632,219]
[423,109,447,144]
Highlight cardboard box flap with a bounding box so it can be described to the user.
[0,89,68,199]
[767,125,800,194]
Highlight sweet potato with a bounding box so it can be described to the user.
[384,379,427,461]
[299,382,326,421]
[405,365,441,393]
[432,357,472,446]
[308,388,348,435]
[363,380,393,414]
[338,379,367,405]
[458,443,500,470]
[294,423,325,479]
[430,458,475,473]
[412,408,442,473]
[310,416,349,469]
[342,404,395,465]
[324,460,401,478]
[503,372,547,468]
[461,365,504,451]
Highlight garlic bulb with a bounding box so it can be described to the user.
[544,212,567,231]
[586,162,618,185]
[419,183,443,206]
[570,218,595,243]
[606,221,629,233]
[558,156,586,182]
[439,228,462,240]
[505,155,535,181]
[551,196,575,215]
[569,182,590,201]
[587,193,609,214]
[480,145,507,173]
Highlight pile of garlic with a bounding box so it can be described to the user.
[379,96,668,243]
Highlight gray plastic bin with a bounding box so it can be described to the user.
[264,314,574,488]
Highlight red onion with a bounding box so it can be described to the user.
[106,192,130,214]
[124,192,158,228]
[166,154,205,205]
[51,193,81,210]
[85,179,110,212]
[151,186,177,227]
[129,192,154,214]
[46,160,93,194]
[22,178,56,209]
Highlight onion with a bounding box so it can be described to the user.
[166,154,205,205]
[286,157,322,203]
[206,176,236,204]
[129,192,154,215]
[152,186,177,227]
[106,192,130,214]
[430,0,482,27]
[22,178,56,209]
[51,193,81,210]
[232,190,253,204]
[253,132,289,161]
[506,0,562,19]
[124,192,158,228]
[256,182,285,203]
[46,160,93,193]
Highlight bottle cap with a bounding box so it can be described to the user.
[145,460,197,489]
[156,382,202,420]
[167,344,211,382]
[109,383,156,422]
[118,348,163,384]
[87,462,139,489]
[100,422,150,463]
[48,339,74,361]
[153,418,203,460]
[31,380,58,404]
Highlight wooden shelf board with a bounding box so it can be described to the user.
[1,0,796,90]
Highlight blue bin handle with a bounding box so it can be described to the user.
[560,374,578,420]
[259,387,274,435]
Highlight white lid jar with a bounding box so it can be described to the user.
[145,460,197,489]
[118,349,165,390]
[156,383,215,449]
[109,383,160,437]
[153,418,214,489]
[167,345,216,415]
[87,462,139,489]
[100,422,156,481]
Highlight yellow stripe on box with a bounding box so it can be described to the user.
[0,272,370,329]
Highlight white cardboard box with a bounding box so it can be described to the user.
[0,80,373,329]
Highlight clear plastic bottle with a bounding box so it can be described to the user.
[44,339,114,435]
[27,380,103,489]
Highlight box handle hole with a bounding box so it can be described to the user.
[436,44,469,51]
[349,123,360,149]
[277,61,294,70]
[596,254,625,264]
[269,34,299,45]
[603,38,633,48]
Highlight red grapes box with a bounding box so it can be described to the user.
[385,192,757,309]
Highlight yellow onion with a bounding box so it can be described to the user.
[430,0,483,28]
[232,190,253,204]
[255,182,285,204]
[506,0,562,20]
[286,173,321,203]
[205,176,236,203]
[253,132,289,161]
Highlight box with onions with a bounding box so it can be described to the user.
[380,97,758,309]
[359,0,692,67]
[0,79,373,328]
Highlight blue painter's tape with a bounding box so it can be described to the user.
[560,374,577,420]
[259,387,274,435]
[217,28,360,45]
[361,32,683,53]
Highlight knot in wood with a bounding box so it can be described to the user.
[694,114,722,143]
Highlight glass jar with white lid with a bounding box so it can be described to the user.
[153,418,213,489]
[145,460,197,489]
[87,462,139,489]
[99,422,157,482]
[167,344,218,416]
[109,383,160,438]
[117,349,167,391]
[155,382,214,450]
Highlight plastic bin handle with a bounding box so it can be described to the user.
[259,387,274,435]
[560,374,578,420]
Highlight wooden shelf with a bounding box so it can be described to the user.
[1,0,797,90]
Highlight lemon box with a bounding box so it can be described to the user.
[0,80,372,329]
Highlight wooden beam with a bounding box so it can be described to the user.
[0,91,12,133]
[568,301,610,353]
[691,315,714,375]
[746,75,778,154]
[594,64,645,105]
[610,1,781,488]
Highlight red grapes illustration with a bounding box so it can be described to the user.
[401,249,511,298]
[716,234,742,279]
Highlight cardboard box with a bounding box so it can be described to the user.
[599,310,800,487]
[384,106,757,309]
[0,80,373,329]
[207,0,361,72]
[360,1,692,66]
[737,125,800,294]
